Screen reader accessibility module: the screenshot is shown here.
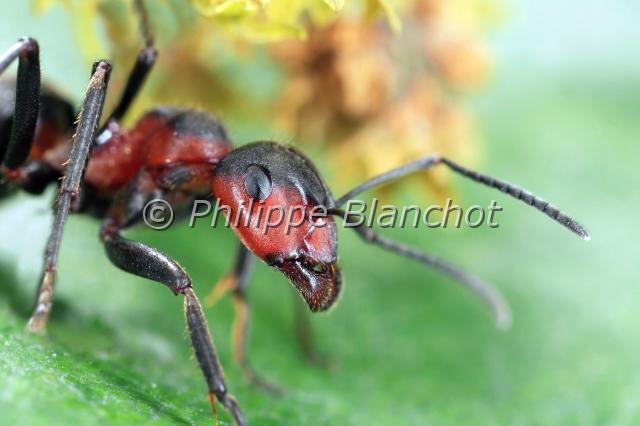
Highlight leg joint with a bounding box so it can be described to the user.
[175,277,193,295]
[17,37,38,56]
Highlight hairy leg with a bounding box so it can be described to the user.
[27,61,111,332]
[99,170,246,425]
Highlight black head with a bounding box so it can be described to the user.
[212,141,342,311]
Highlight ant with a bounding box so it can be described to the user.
[0,3,589,425]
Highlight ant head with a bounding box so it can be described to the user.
[212,142,341,311]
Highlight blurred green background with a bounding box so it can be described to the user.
[0,0,638,425]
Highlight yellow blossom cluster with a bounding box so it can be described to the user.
[33,0,502,200]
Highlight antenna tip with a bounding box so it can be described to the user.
[572,223,591,241]
[496,310,513,331]
[558,213,591,241]
[493,300,513,331]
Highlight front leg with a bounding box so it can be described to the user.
[102,230,245,425]
[99,172,246,425]
[184,287,245,425]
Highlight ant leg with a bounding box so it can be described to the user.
[206,244,254,306]
[185,288,246,426]
[207,246,328,373]
[330,208,512,329]
[291,289,331,368]
[99,47,156,128]
[134,0,155,49]
[12,161,60,195]
[0,37,40,169]
[1,160,61,196]
[206,245,282,393]
[335,155,590,240]
[103,234,246,425]
[26,61,111,332]
[98,0,156,132]
[99,175,246,425]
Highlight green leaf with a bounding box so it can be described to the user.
[2,2,639,425]
[1,77,637,422]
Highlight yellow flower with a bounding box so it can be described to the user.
[33,0,500,200]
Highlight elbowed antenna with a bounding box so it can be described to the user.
[440,158,591,240]
[336,155,591,241]
[328,208,512,330]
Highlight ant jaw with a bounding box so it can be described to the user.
[270,255,342,312]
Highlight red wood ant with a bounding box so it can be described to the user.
[0,5,589,426]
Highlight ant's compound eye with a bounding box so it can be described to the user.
[243,164,272,201]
